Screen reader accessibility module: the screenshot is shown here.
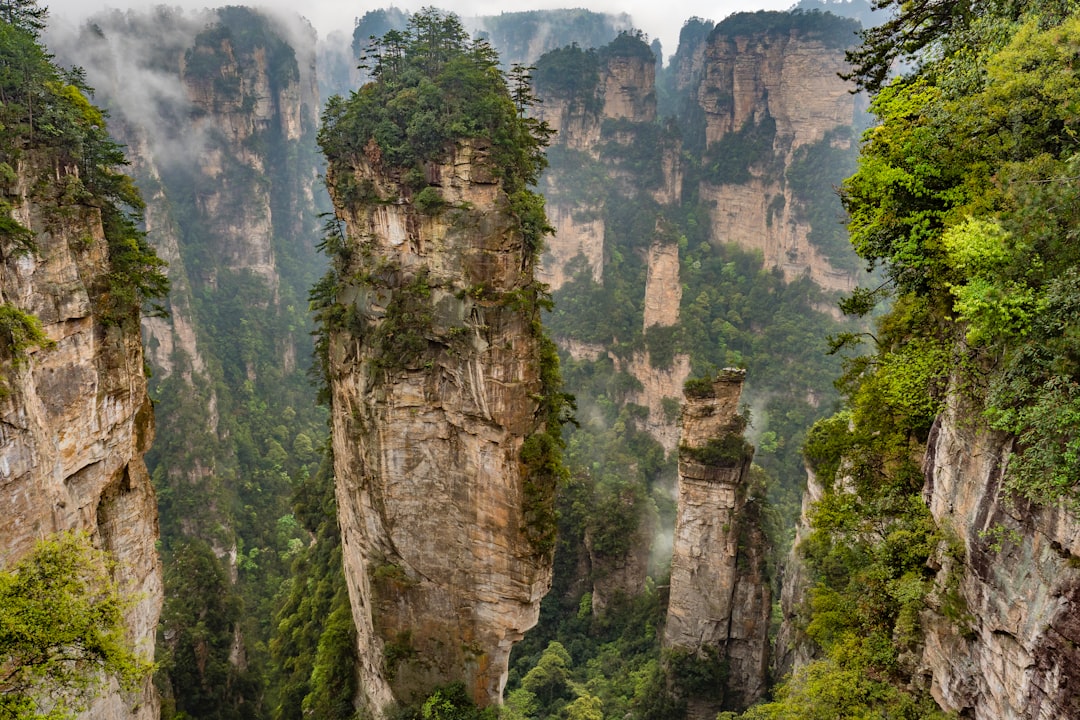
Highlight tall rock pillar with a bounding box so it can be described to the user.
[323,141,557,715]
[663,369,770,716]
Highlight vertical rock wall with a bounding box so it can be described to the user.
[918,399,1080,720]
[692,19,862,292]
[663,370,770,716]
[0,155,161,720]
[326,142,553,714]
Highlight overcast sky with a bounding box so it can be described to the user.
[43,0,800,58]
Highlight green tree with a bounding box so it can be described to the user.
[0,532,152,720]
[0,0,46,36]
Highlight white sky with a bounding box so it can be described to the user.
[44,0,799,58]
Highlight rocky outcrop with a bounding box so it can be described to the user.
[58,8,322,386]
[0,155,161,720]
[619,352,690,455]
[601,50,656,123]
[693,15,862,292]
[535,35,665,292]
[663,370,770,716]
[698,28,854,150]
[918,398,1080,720]
[700,178,857,292]
[643,242,682,329]
[325,142,555,713]
[774,466,824,678]
[585,501,656,614]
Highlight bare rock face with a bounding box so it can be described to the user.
[699,31,853,150]
[918,399,1080,720]
[0,155,161,720]
[643,242,682,330]
[700,179,857,292]
[618,351,690,455]
[601,52,656,123]
[536,37,670,292]
[663,370,770,716]
[326,142,555,714]
[773,466,824,678]
[694,22,861,292]
[536,201,604,291]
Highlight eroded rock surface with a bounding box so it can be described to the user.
[663,370,770,716]
[918,399,1080,720]
[0,155,161,720]
[326,142,555,714]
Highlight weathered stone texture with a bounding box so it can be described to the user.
[0,156,161,720]
[327,142,553,714]
[695,29,860,292]
[663,371,770,715]
[918,398,1080,720]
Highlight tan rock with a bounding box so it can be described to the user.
[696,28,861,292]
[0,155,161,720]
[643,242,682,329]
[918,397,1080,720]
[327,142,554,714]
[663,370,770,715]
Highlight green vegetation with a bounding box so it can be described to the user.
[703,115,778,185]
[841,5,1080,507]
[741,1,1080,717]
[112,8,331,718]
[532,44,601,108]
[266,450,359,720]
[711,10,861,49]
[321,9,552,196]
[0,9,168,329]
[0,303,52,372]
[785,128,861,271]
[0,532,153,720]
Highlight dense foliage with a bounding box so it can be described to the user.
[0,532,153,720]
[747,1,1080,717]
[321,10,551,196]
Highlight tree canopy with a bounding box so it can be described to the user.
[0,532,152,720]
[320,8,553,196]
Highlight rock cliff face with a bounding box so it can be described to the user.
[0,155,161,720]
[917,399,1080,720]
[325,142,554,713]
[773,467,823,678]
[535,38,666,293]
[692,18,861,291]
[663,370,770,716]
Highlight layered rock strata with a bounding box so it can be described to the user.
[694,17,861,291]
[534,37,664,293]
[325,142,554,713]
[918,398,1080,720]
[0,155,161,720]
[663,370,770,716]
